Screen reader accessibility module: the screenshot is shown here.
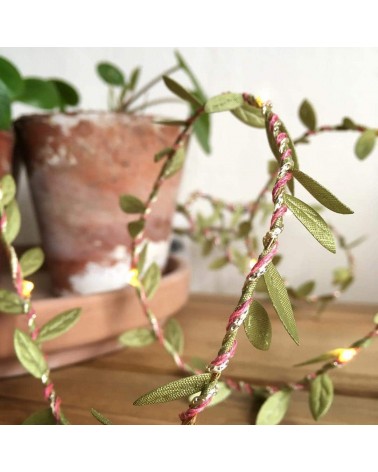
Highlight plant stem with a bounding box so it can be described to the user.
[119,64,181,112]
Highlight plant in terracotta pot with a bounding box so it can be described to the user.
[15,51,210,297]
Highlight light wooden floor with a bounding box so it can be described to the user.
[0,294,377,425]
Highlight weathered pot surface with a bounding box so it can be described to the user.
[15,112,185,296]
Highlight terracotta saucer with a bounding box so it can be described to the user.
[0,256,190,378]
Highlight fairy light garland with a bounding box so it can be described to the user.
[0,204,63,423]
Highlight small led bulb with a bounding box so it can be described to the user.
[337,348,357,364]
[22,280,34,298]
[128,268,140,288]
[249,258,258,269]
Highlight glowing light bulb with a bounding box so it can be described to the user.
[255,96,264,108]
[249,258,258,269]
[22,280,34,298]
[128,268,140,288]
[337,348,357,364]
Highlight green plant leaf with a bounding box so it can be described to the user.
[50,79,80,110]
[163,76,202,107]
[137,243,148,274]
[134,373,211,405]
[309,373,334,421]
[0,79,11,131]
[0,289,25,314]
[17,78,61,109]
[355,129,376,160]
[0,174,16,206]
[22,408,57,425]
[129,67,141,91]
[294,349,343,367]
[3,199,21,244]
[292,169,353,214]
[296,280,315,298]
[37,308,81,343]
[0,56,24,99]
[91,408,112,425]
[142,262,161,299]
[351,338,372,349]
[175,51,206,103]
[256,389,292,425]
[232,102,265,128]
[119,327,155,347]
[154,147,173,162]
[97,62,125,86]
[209,256,229,270]
[299,99,317,131]
[119,194,146,214]
[128,220,145,238]
[264,263,299,345]
[193,112,211,154]
[244,300,272,351]
[205,93,243,114]
[20,247,45,277]
[164,318,184,355]
[14,329,48,379]
[162,146,185,178]
[283,194,336,253]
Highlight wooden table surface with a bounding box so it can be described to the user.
[0,294,377,425]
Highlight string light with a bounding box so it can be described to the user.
[249,258,258,269]
[337,348,357,364]
[127,268,140,288]
[21,280,34,298]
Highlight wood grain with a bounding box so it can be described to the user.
[0,294,377,425]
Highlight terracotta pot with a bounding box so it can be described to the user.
[0,129,13,177]
[15,112,184,296]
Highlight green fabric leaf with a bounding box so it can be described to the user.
[96,62,125,86]
[119,327,155,347]
[14,329,48,379]
[0,289,25,314]
[164,318,184,355]
[91,408,112,425]
[128,220,145,238]
[209,256,229,270]
[201,238,215,257]
[189,381,232,408]
[205,93,243,114]
[142,262,161,299]
[3,199,21,244]
[243,300,272,351]
[0,80,11,131]
[22,408,57,425]
[256,389,292,425]
[292,169,353,214]
[283,194,336,253]
[231,248,249,275]
[162,76,202,107]
[299,99,317,131]
[37,308,81,343]
[20,247,45,277]
[137,243,148,274]
[134,373,211,405]
[296,280,315,298]
[255,277,269,293]
[309,373,334,421]
[0,174,16,206]
[355,129,376,160]
[17,78,61,109]
[119,194,146,214]
[333,267,353,290]
[50,79,80,109]
[193,112,211,154]
[294,349,343,367]
[232,102,265,128]
[154,147,173,162]
[190,357,207,372]
[0,56,24,99]
[351,338,372,349]
[264,263,299,345]
[162,146,185,178]
[238,221,251,237]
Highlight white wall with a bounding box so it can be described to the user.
[2,47,378,303]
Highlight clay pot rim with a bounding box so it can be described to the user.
[14,110,175,126]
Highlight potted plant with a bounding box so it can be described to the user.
[14,51,210,296]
